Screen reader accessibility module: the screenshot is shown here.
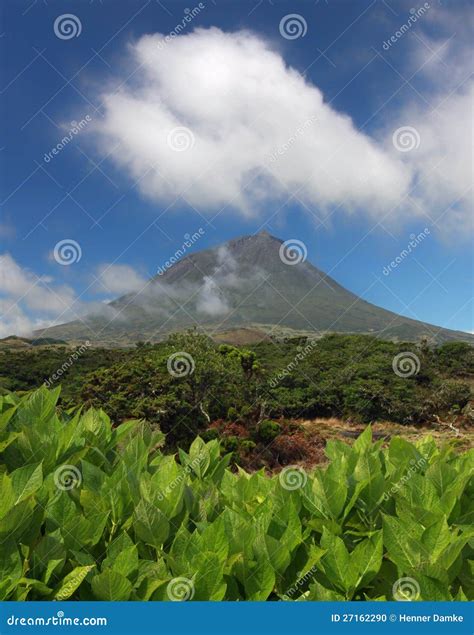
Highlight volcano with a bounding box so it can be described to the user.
[39,231,473,346]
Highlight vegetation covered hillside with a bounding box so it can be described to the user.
[1,333,472,460]
[0,388,472,601]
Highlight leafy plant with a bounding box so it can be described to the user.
[0,387,472,601]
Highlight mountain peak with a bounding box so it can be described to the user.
[227,229,283,248]
[254,229,280,241]
[38,231,474,345]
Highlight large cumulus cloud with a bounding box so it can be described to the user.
[94,28,413,218]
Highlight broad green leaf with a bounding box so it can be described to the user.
[421,518,452,563]
[193,552,226,600]
[133,500,169,548]
[0,473,15,519]
[11,462,43,504]
[0,538,22,597]
[382,514,422,570]
[318,529,352,594]
[54,565,95,600]
[311,470,347,521]
[352,425,372,453]
[91,570,132,601]
[350,531,383,591]
[31,534,65,583]
[305,579,345,601]
[102,545,138,579]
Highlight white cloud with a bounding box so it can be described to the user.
[195,276,230,316]
[94,28,412,219]
[195,247,239,316]
[0,298,48,339]
[384,8,474,236]
[89,26,474,235]
[0,254,84,337]
[390,84,473,234]
[94,264,147,295]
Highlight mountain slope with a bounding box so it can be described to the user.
[39,232,473,345]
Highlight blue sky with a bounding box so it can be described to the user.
[0,0,472,337]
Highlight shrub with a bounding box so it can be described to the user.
[258,419,282,441]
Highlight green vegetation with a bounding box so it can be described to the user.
[0,387,472,601]
[1,333,471,458]
[0,344,127,402]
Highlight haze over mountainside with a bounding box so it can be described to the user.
[38,232,474,346]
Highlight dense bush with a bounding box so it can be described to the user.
[258,420,282,442]
[80,333,259,448]
[0,388,472,601]
[259,334,472,424]
[435,342,474,377]
[0,333,472,440]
